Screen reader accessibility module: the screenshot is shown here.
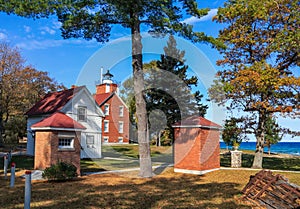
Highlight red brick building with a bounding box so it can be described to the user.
[94,70,130,144]
[172,115,222,175]
[31,112,86,175]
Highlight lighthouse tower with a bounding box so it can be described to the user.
[94,68,130,144]
[96,69,118,94]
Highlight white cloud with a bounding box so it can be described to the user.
[183,8,218,25]
[40,26,56,35]
[0,32,7,40]
[24,25,31,33]
[52,21,62,29]
[110,36,132,44]
[15,39,99,50]
[16,39,61,49]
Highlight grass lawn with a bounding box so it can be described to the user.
[220,150,300,171]
[0,155,33,175]
[0,145,299,208]
[0,167,299,209]
[101,144,172,159]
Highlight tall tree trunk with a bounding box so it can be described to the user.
[0,112,3,146]
[131,14,153,177]
[252,111,266,169]
[0,76,3,146]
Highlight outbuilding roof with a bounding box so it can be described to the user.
[172,115,222,130]
[31,112,86,131]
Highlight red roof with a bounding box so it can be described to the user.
[26,86,84,116]
[173,115,222,129]
[31,112,86,130]
[94,93,113,106]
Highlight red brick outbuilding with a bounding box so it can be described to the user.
[172,115,222,175]
[31,112,86,175]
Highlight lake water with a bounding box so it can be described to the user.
[220,142,300,156]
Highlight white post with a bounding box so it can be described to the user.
[100,66,103,84]
[10,162,16,188]
[4,155,8,179]
[24,170,31,209]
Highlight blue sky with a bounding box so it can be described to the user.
[0,1,224,90]
[0,1,299,142]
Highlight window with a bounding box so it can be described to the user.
[119,106,124,117]
[86,135,94,145]
[104,104,109,116]
[104,120,109,132]
[103,137,109,143]
[105,84,110,93]
[118,137,123,143]
[58,138,74,149]
[58,132,75,149]
[78,106,87,121]
[118,121,124,133]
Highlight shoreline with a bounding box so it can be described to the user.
[220,141,300,157]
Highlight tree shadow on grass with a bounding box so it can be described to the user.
[220,152,254,168]
[0,155,33,175]
[0,172,252,209]
[262,157,300,171]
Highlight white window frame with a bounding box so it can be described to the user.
[58,132,75,149]
[119,105,124,117]
[118,121,124,133]
[58,138,74,149]
[103,136,109,143]
[118,137,123,143]
[78,106,87,122]
[104,120,109,133]
[104,104,109,116]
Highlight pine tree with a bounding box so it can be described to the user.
[145,35,208,140]
[221,117,247,150]
[0,0,222,177]
[264,116,282,155]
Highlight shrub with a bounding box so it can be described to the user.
[42,161,78,181]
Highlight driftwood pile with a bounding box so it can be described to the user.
[242,170,300,209]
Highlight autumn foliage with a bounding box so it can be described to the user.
[0,42,65,146]
[209,0,300,169]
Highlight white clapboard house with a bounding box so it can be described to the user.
[26,86,104,159]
